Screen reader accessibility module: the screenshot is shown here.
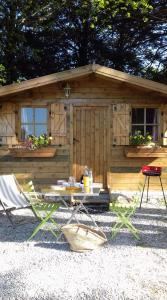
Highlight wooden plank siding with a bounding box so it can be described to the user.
[0,74,167,190]
[107,146,167,191]
[1,77,167,104]
[0,146,70,186]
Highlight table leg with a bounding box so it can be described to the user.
[55,195,80,243]
[56,194,101,243]
[65,195,100,228]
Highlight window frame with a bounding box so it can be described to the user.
[19,105,49,141]
[131,107,160,142]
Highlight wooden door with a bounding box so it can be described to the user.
[73,106,108,187]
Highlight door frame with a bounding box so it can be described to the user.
[70,104,111,186]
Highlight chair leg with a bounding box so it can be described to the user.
[111,211,139,240]
[111,221,124,239]
[159,176,167,209]
[0,200,15,228]
[139,175,147,209]
[28,205,60,240]
[146,176,150,202]
[119,212,140,239]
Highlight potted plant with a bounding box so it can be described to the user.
[10,134,56,157]
[129,131,155,148]
[124,131,167,157]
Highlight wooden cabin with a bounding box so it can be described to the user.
[0,64,167,191]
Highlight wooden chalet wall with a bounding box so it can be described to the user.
[0,75,167,190]
[0,100,70,187]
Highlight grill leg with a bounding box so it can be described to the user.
[139,175,147,209]
[159,176,167,209]
[146,176,150,202]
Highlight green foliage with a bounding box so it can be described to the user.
[0,64,6,85]
[88,0,152,25]
[24,134,53,149]
[130,131,153,145]
[0,0,166,84]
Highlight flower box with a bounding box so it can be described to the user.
[124,146,167,158]
[10,146,56,158]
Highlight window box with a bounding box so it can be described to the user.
[10,146,56,158]
[124,146,167,158]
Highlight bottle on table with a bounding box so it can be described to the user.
[83,166,90,187]
[89,169,93,187]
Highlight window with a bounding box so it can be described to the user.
[131,108,159,141]
[21,107,48,140]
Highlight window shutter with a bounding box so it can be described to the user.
[0,113,15,136]
[112,103,130,145]
[0,103,16,145]
[50,103,67,137]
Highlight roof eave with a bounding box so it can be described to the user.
[0,65,93,98]
[95,65,167,96]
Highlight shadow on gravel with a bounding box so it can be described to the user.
[34,242,70,251]
[0,207,166,249]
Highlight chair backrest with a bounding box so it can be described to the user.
[0,174,29,209]
[110,193,139,213]
[26,181,39,201]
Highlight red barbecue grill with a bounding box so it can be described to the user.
[142,165,161,176]
[140,165,167,209]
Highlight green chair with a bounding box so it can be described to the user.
[27,181,61,240]
[109,194,139,240]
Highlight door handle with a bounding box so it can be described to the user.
[73,138,79,144]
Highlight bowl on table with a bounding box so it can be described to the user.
[51,185,66,191]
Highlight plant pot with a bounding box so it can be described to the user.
[10,146,56,158]
[136,145,154,149]
[124,146,167,158]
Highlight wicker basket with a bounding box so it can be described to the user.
[61,224,107,252]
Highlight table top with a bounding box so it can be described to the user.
[43,184,101,197]
[45,188,100,197]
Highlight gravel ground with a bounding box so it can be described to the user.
[0,194,167,300]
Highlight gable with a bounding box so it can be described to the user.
[0,64,167,100]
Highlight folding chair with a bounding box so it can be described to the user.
[0,175,61,239]
[26,181,61,240]
[0,174,30,227]
[109,195,139,240]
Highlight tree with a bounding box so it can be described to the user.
[0,64,6,85]
[1,0,167,84]
[140,0,167,82]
